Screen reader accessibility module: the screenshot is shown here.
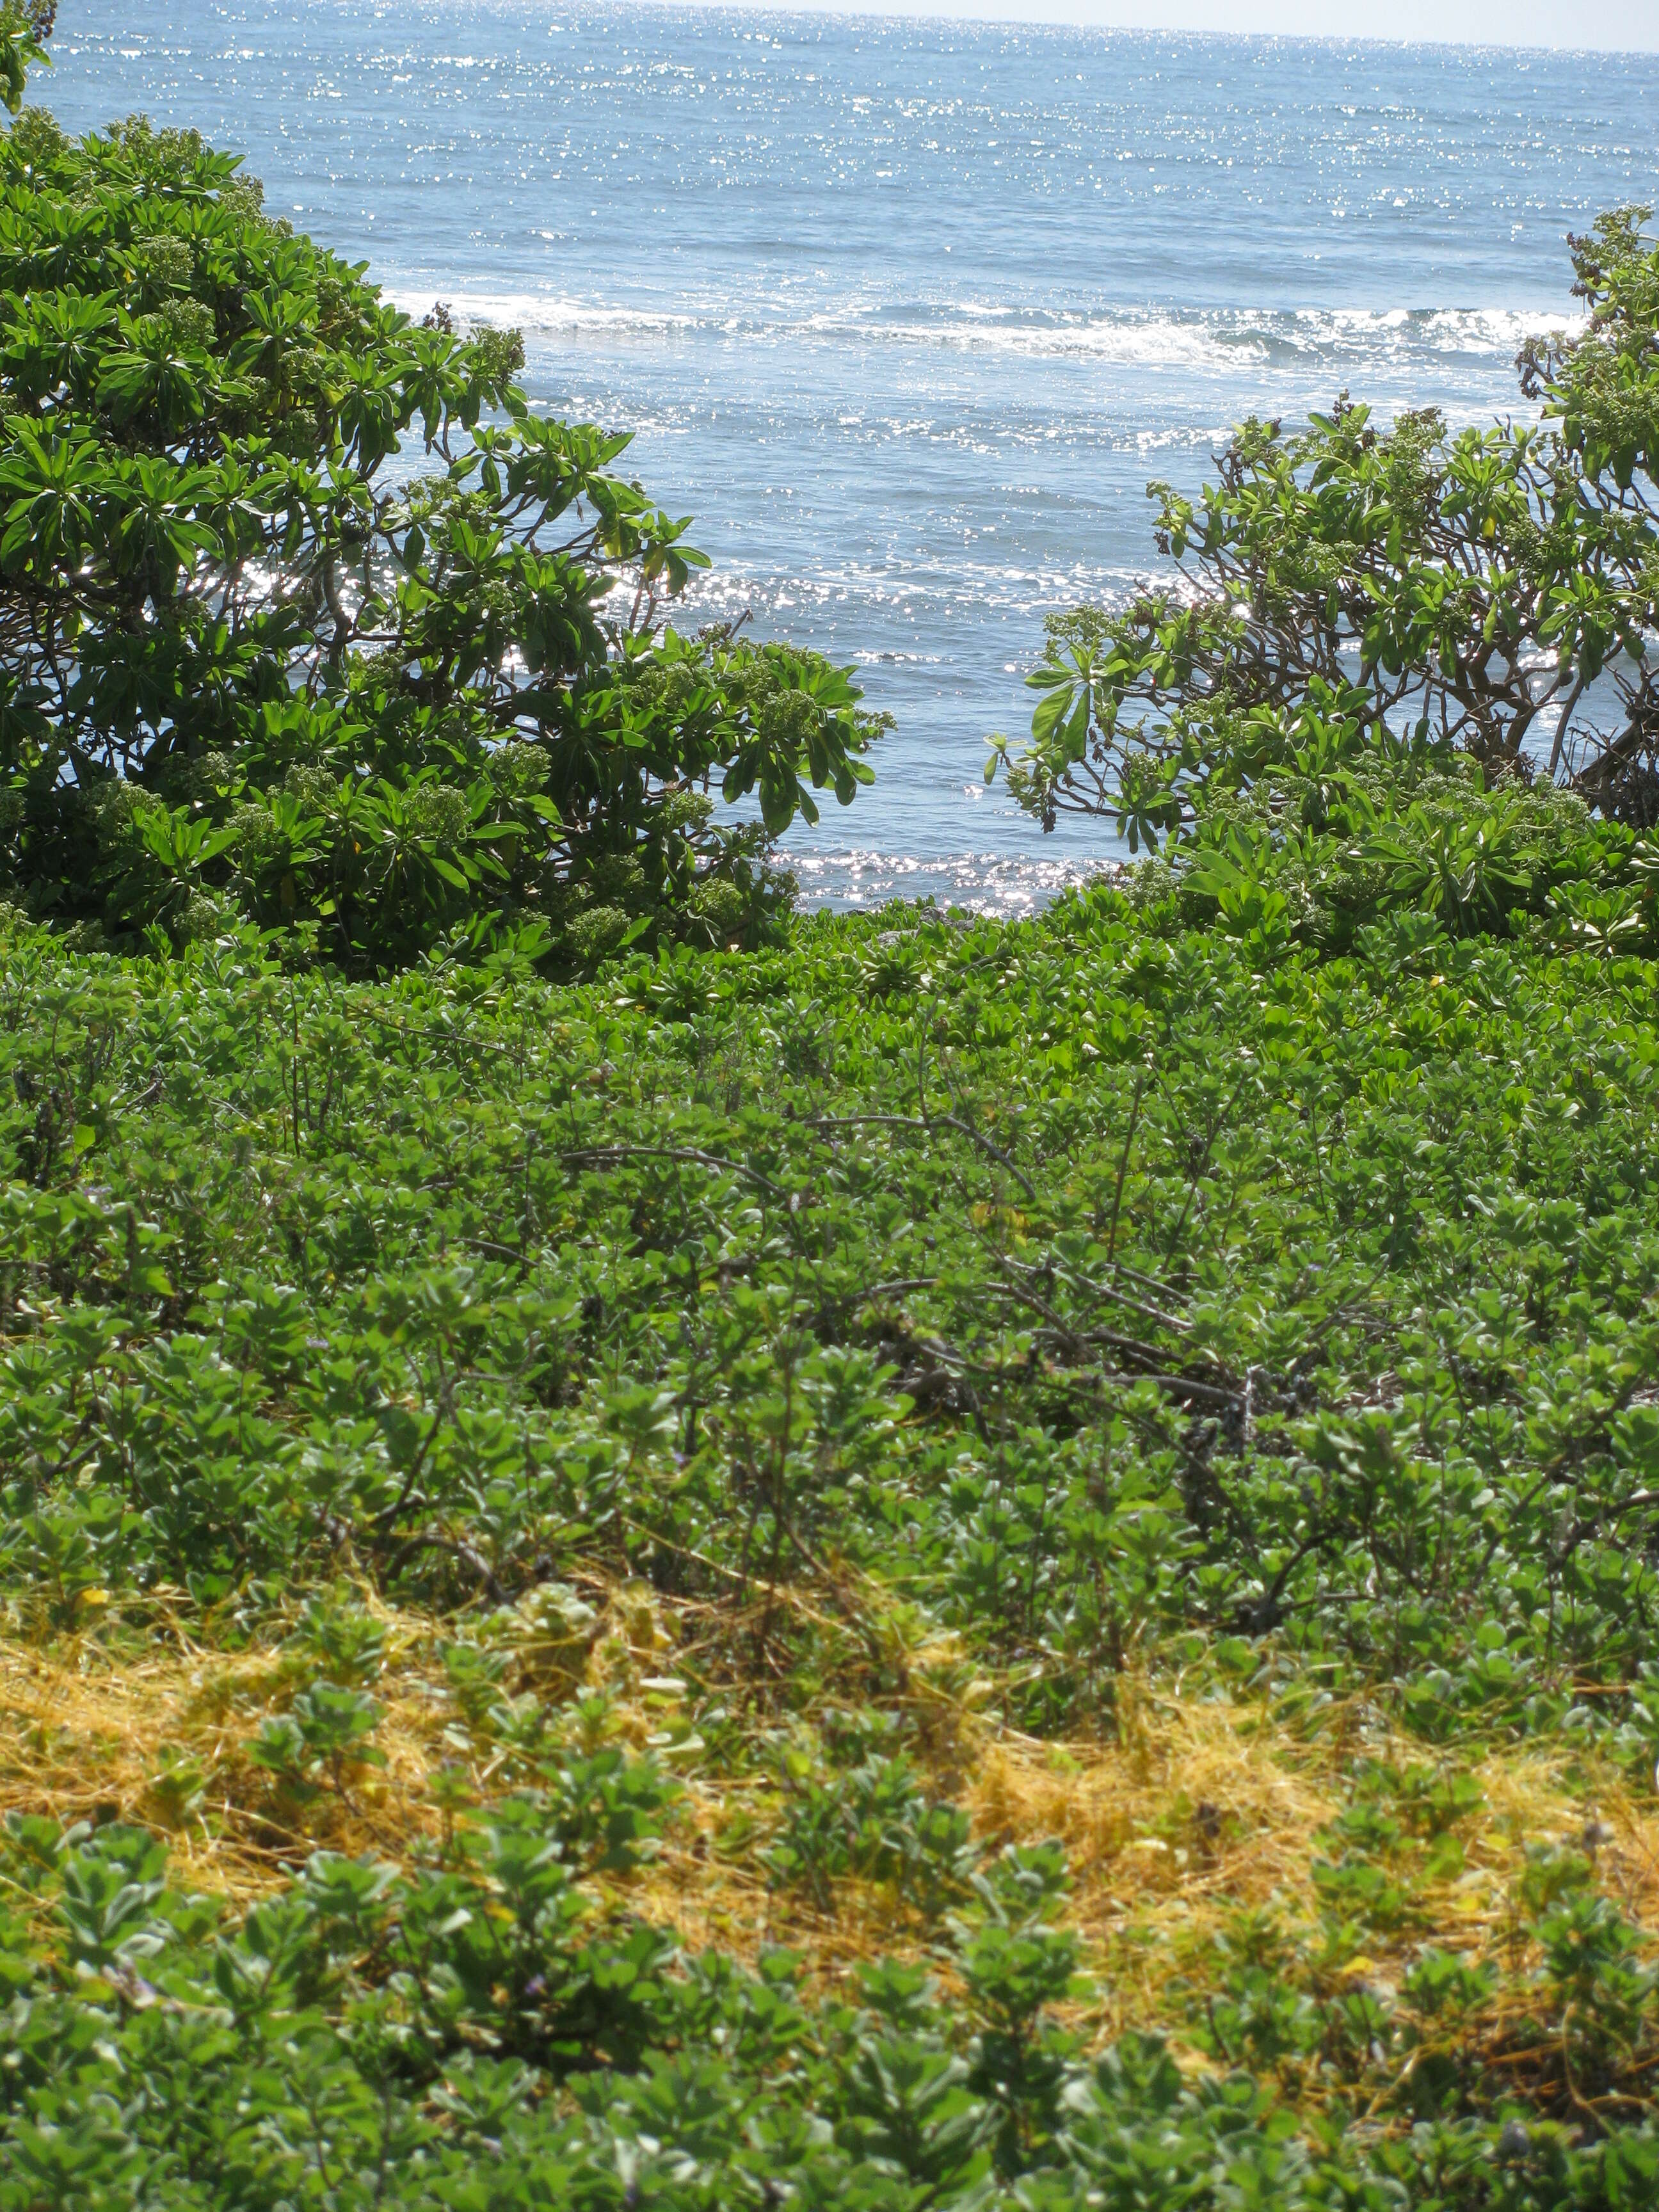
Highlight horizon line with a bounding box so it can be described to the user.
[554,0,1659,61]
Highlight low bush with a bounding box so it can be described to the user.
[4,867,1659,2200]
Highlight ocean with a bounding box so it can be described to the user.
[40,3,1659,910]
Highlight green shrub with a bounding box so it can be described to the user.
[0,69,882,968]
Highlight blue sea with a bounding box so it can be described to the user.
[42,4,1659,909]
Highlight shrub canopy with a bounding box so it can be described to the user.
[0,51,881,967]
[993,207,1659,854]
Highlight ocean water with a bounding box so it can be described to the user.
[41,4,1659,909]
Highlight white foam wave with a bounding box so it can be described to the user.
[390,287,701,339]
[390,286,1584,371]
[797,301,1584,369]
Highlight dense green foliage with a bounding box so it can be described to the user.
[991,208,1659,847]
[6,892,1659,1720]
[5,852,1659,2203]
[4,1790,1656,2212]
[0,78,880,966]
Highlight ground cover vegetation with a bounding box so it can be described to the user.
[7,860,1659,2208]
[8,21,1659,2212]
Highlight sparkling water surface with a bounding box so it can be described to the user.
[42,4,1659,908]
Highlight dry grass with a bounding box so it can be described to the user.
[2,1588,1656,2044]
[961,1689,1659,2037]
[0,1599,450,1903]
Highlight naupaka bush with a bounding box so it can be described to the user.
[0,33,882,968]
